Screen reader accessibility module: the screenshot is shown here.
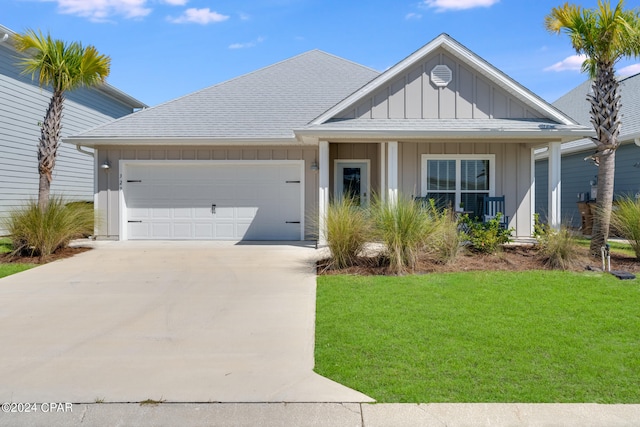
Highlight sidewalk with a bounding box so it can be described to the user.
[2,402,640,426]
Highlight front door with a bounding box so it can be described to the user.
[335,161,369,206]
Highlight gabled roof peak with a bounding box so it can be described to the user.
[312,33,577,126]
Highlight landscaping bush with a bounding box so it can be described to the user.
[538,226,580,270]
[3,196,94,259]
[372,195,439,274]
[323,196,370,269]
[610,196,640,259]
[461,213,512,254]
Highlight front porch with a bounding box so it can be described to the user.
[316,139,565,244]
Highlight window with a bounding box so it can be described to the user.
[421,155,495,217]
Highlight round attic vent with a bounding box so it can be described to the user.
[431,65,452,87]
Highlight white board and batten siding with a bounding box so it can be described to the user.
[0,42,138,235]
[120,161,304,241]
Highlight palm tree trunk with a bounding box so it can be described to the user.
[37,90,64,210]
[588,62,621,256]
[590,150,616,255]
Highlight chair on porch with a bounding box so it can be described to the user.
[482,196,509,229]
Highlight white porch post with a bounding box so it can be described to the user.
[318,140,330,245]
[530,147,536,238]
[387,141,398,204]
[380,142,387,203]
[548,141,562,230]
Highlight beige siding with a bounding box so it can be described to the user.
[399,141,534,238]
[338,48,544,120]
[96,146,319,240]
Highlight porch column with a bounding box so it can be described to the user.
[318,140,330,245]
[380,142,387,202]
[387,141,398,204]
[548,141,562,230]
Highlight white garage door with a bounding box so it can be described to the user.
[123,162,303,240]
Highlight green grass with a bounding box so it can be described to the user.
[575,238,636,257]
[315,271,640,403]
[0,263,35,278]
[0,238,35,278]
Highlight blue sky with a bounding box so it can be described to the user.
[3,0,640,107]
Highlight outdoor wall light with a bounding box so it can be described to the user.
[310,161,319,172]
[100,160,111,170]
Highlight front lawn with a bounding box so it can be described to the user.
[0,238,35,278]
[315,271,640,403]
[0,263,35,278]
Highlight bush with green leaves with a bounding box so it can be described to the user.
[537,226,580,270]
[323,196,370,269]
[461,213,512,254]
[371,195,440,274]
[3,196,94,259]
[610,196,640,259]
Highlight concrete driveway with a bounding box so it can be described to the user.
[0,241,372,403]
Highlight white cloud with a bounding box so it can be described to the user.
[229,36,265,49]
[162,0,188,5]
[423,0,499,12]
[169,7,229,24]
[544,54,586,72]
[405,12,422,20]
[239,12,250,20]
[43,0,151,21]
[619,63,640,77]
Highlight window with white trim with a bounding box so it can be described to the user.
[421,155,495,218]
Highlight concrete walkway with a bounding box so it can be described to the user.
[2,403,640,426]
[0,241,371,403]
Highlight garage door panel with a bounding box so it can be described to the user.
[125,163,301,240]
[151,223,171,239]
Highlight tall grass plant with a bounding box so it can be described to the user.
[611,196,640,259]
[3,196,94,260]
[323,196,370,269]
[372,196,438,274]
[538,226,580,270]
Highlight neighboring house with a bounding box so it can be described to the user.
[535,73,640,228]
[0,24,146,234]
[65,33,591,242]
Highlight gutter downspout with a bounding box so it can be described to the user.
[76,144,94,158]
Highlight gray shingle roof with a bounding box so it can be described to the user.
[553,72,640,144]
[71,50,379,141]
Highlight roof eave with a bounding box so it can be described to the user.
[294,128,593,142]
[64,136,304,147]
[535,130,640,159]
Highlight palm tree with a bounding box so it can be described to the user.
[545,0,640,256]
[13,30,111,209]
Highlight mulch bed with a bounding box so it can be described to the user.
[318,245,640,276]
[0,246,92,265]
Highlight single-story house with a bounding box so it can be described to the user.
[65,33,592,242]
[0,24,146,234]
[535,72,640,229]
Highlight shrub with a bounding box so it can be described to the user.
[538,226,580,270]
[323,196,370,269]
[372,195,439,274]
[461,213,513,254]
[610,196,640,259]
[3,196,94,260]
